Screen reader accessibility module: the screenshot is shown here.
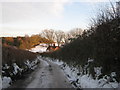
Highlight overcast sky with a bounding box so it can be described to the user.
[0,0,118,37]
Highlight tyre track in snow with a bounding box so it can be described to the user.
[8,57,73,88]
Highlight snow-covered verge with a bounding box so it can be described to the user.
[2,56,40,88]
[42,56,120,88]
[61,63,119,88]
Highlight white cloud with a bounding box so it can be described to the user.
[1,1,69,36]
[2,1,68,23]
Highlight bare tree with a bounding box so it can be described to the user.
[64,33,71,44]
[54,30,65,46]
[90,1,119,28]
[69,28,83,39]
[41,29,55,41]
[41,28,83,45]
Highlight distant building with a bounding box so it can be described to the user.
[116,1,120,16]
[46,44,60,52]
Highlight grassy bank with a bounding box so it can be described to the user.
[2,46,38,66]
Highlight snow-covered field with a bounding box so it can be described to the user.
[29,44,47,53]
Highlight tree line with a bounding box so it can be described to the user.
[2,28,83,49]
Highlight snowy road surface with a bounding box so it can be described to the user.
[8,58,73,88]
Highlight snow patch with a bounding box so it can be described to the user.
[80,75,98,88]
[2,76,12,88]
[12,63,22,75]
[111,72,116,77]
[88,58,94,63]
[52,59,64,66]
[24,58,40,70]
[94,67,102,79]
